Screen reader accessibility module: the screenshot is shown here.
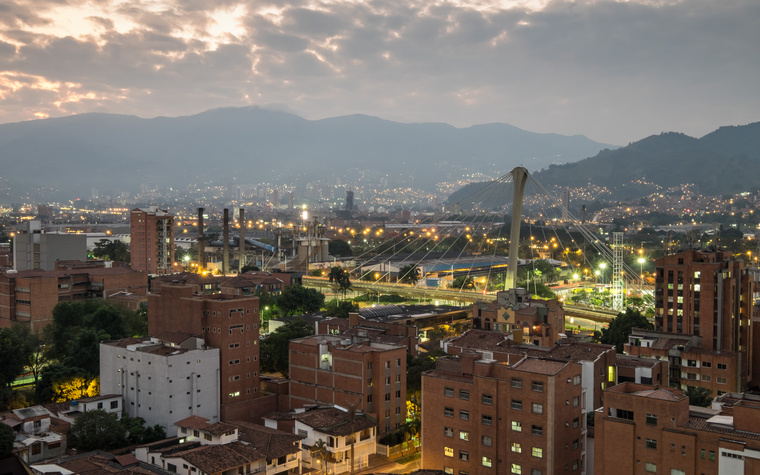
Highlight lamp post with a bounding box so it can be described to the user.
[638,257,645,280]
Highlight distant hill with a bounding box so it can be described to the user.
[448,122,760,206]
[0,107,612,201]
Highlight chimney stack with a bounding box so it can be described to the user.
[223,208,230,275]
[198,207,205,271]
[239,208,245,273]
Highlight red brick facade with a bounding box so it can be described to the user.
[148,284,262,421]
[422,353,585,474]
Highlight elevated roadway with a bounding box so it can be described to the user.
[302,277,646,323]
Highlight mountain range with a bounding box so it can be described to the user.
[448,122,760,207]
[0,107,612,202]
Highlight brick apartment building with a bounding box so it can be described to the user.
[288,333,407,435]
[316,312,419,356]
[0,265,148,332]
[130,206,174,275]
[148,283,266,421]
[473,288,566,347]
[441,329,623,413]
[596,383,760,474]
[625,248,756,396]
[421,352,586,474]
[151,271,287,295]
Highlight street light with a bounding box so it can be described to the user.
[638,257,645,279]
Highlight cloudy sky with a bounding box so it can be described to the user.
[0,0,757,144]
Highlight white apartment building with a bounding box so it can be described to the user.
[100,336,220,433]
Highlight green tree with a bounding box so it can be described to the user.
[311,438,328,475]
[92,239,130,262]
[0,423,14,458]
[328,267,352,299]
[121,415,166,444]
[240,264,261,273]
[277,285,325,316]
[260,319,314,377]
[398,264,420,285]
[328,239,352,257]
[451,276,475,290]
[600,308,653,353]
[323,299,359,319]
[70,410,127,451]
[686,386,713,407]
[406,349,444,394]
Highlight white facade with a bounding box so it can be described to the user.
[295,418,375,474]
[100,337,220,433]
[12,220,87,271]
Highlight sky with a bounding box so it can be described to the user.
[0,0,758,144]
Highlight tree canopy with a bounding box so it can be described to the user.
[328,267,352,298]
[0,423,14,458]
[328,239,352,257]
[92,239,130,262]
[323,299,359,319]
[260,319,314,377]
[398,264,420,285]
[451,276,475,290]
[276,285,325,316]
[70,410,127,451]
[600,307,653,353]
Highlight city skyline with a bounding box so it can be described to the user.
[0,0,758,144]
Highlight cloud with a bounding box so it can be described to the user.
[0,0,757,143]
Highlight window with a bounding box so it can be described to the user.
[511,442,522,453]
[718,363,727,370]
[110,400,119,409]
[531,470,543,475]
[709,451,716,461]
[573,396,580,407]
[645,462,656,473]
[511,463,522,474]
[459,410,469,421]
[532,403,543,414]
[702,361,712,368]
[386,361,391,368]
[700,449,705,459]
[573,375,581,385]
[482,394,493,405]
[444,407,454,417]
[512,421,522,432]
[444,427,454,437]
[511,378,523,389]
[459,431,469,441]
[482,415,493,426]
[482,457,492,468]
[444,469,453,475]
[573,439,579,450]
[703,375,712,382]
[482,436,492,447]
[646,439,657,449]
[573,460,579,471]
[532,381,544,392]
[444,387,454,397]
[532,425,543,436]
[646,414,657,425]
[512,399,522,410]
[444,447,454,457]
[459,451,469,461]
[717,377,727,384]
[532,447,543,458]
[671,470,686,475]
[460,390,470,400]
[573,417,579,429]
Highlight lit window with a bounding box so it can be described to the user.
[511,442,522,453]
[645,462,656,472]
[511,463,522,474]
[532,447,543,458]
[459,431,469,441]
[444,447,454,457]
[512,421,522,432]
[482,457,492,468]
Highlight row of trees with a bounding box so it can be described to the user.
[0,300,147,411]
